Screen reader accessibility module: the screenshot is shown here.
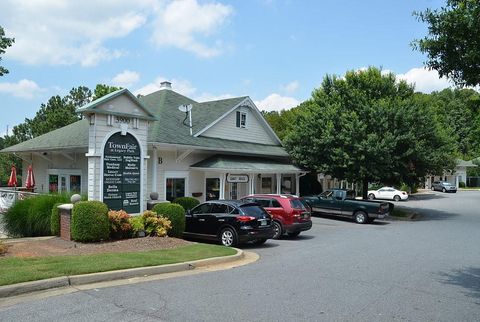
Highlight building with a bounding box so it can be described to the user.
[425,159,477,189]
[1,82,305,213]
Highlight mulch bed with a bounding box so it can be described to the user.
[0,236,193,258]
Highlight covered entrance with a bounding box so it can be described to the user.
[191,155,305,200]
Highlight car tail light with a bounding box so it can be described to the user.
[236,215,256,222]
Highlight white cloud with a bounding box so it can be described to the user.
[0,79,42,99]
[254,93,300,112]
[112,70,141,88]
[397,67,453,93]
[150,0,233,58]
[1,0,151,66]
[135,76,197,97]
[281,80,299,94]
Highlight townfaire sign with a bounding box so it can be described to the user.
[103,132,141,213]
[227,174,249,183]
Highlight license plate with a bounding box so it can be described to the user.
[259,219,267,226]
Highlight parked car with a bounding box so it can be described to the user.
[367,187,408,201]
[431,181,457,193]
[183,200,274,247]
[241,194,312,239]
[303,189,392,224]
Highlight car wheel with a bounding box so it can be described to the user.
[220,227,237,247]
[368,193,375,200]
[393,195,401,202]
[287,232,300,238]
[272,221,283,239]
[253,239,267,245]
[442,187,446,193]
[354,211,368,224]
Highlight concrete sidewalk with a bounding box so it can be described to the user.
[0,248,244,299]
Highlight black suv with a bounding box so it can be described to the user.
[431,181,457,193]
[184,200,275,247]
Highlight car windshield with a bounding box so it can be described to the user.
[443,182,453,186]
[290,199,306,209]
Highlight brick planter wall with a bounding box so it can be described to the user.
[58,204,73,241]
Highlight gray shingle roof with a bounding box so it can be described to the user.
[190,155,303,172]
[2,89,287,157]
[1,119,89,153]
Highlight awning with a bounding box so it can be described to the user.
[190,155,305,173]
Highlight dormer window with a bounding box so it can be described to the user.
[236,111,247,128]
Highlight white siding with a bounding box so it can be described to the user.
[96,95,150,118]
[200,106,278,145]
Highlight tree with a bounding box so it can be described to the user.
[284,67,456,199]
[93,84,121,100]
[0,26,14,76]
[412,0,480,87]
[262,109,300,141]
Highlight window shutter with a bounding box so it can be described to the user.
[236,111,240,127]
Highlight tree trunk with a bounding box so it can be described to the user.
[362,178,369,200]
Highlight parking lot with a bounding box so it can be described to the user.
[1,191,479,321]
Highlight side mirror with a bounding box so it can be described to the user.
[186,209,192,216]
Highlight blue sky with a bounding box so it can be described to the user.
[0,0,450,136]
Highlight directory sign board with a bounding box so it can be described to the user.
[103,132,140,213]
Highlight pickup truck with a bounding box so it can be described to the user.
[302,189,392,224]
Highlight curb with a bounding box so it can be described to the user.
[0,248,244,298]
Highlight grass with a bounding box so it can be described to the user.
[0,244,236,286]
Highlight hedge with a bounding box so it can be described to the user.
[3,194,70,237]
[152,203,185,238]
[173,197,200,211]
[71,201,109,242]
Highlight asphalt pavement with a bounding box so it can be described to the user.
[0,191,479,321]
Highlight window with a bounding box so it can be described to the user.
[236,111,247,128]
[49,175,59,193]
[271,199,282,208]
[192,203,211,215]
[166,178,185,202]
[206,178,220,201]
[211,203,229,213]
[255,198,271,208]
[48,170,82,194]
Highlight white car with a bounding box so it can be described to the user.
[367,187,408,201]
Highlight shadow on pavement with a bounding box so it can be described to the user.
[396,206,458,221]
[312,213,390,225]
[241,241,280,250]
[409,193,447,201]
[437,267,480,303]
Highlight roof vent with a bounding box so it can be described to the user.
[160,81,172,89]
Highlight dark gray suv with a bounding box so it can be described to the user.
[431,181,457,193]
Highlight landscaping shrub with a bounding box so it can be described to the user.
[173,197,200,211]
[50,202,63,236]
[129,216,145,237]
[71,201,109,242]
[0,241,7,256]
[153,203,185,238]
[459,181,466,188]
[141,210,171,237]
[3,193,70,237]
[108,210,132,239]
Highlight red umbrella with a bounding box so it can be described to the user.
[7,165,17,188]
[25,164,35,189]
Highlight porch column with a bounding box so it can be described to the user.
[295,174,300,196]
[249,173,255,195]
[151,147,157,193]
[276,173,281,194]
[219,173,226,199]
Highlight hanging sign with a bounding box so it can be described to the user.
[227,174,249,183]
[103,132,141,213]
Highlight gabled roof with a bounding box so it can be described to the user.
[2,88,287,157]
[78,88,157,121]
[456,159,477,167]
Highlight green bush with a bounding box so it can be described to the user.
[3,194,70,237]
[153,203,185,238]
[71,201,109,242]
[173,197,200,211]
[459,181,466,188]
[129,216,145,237]
[50,203,63,236]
